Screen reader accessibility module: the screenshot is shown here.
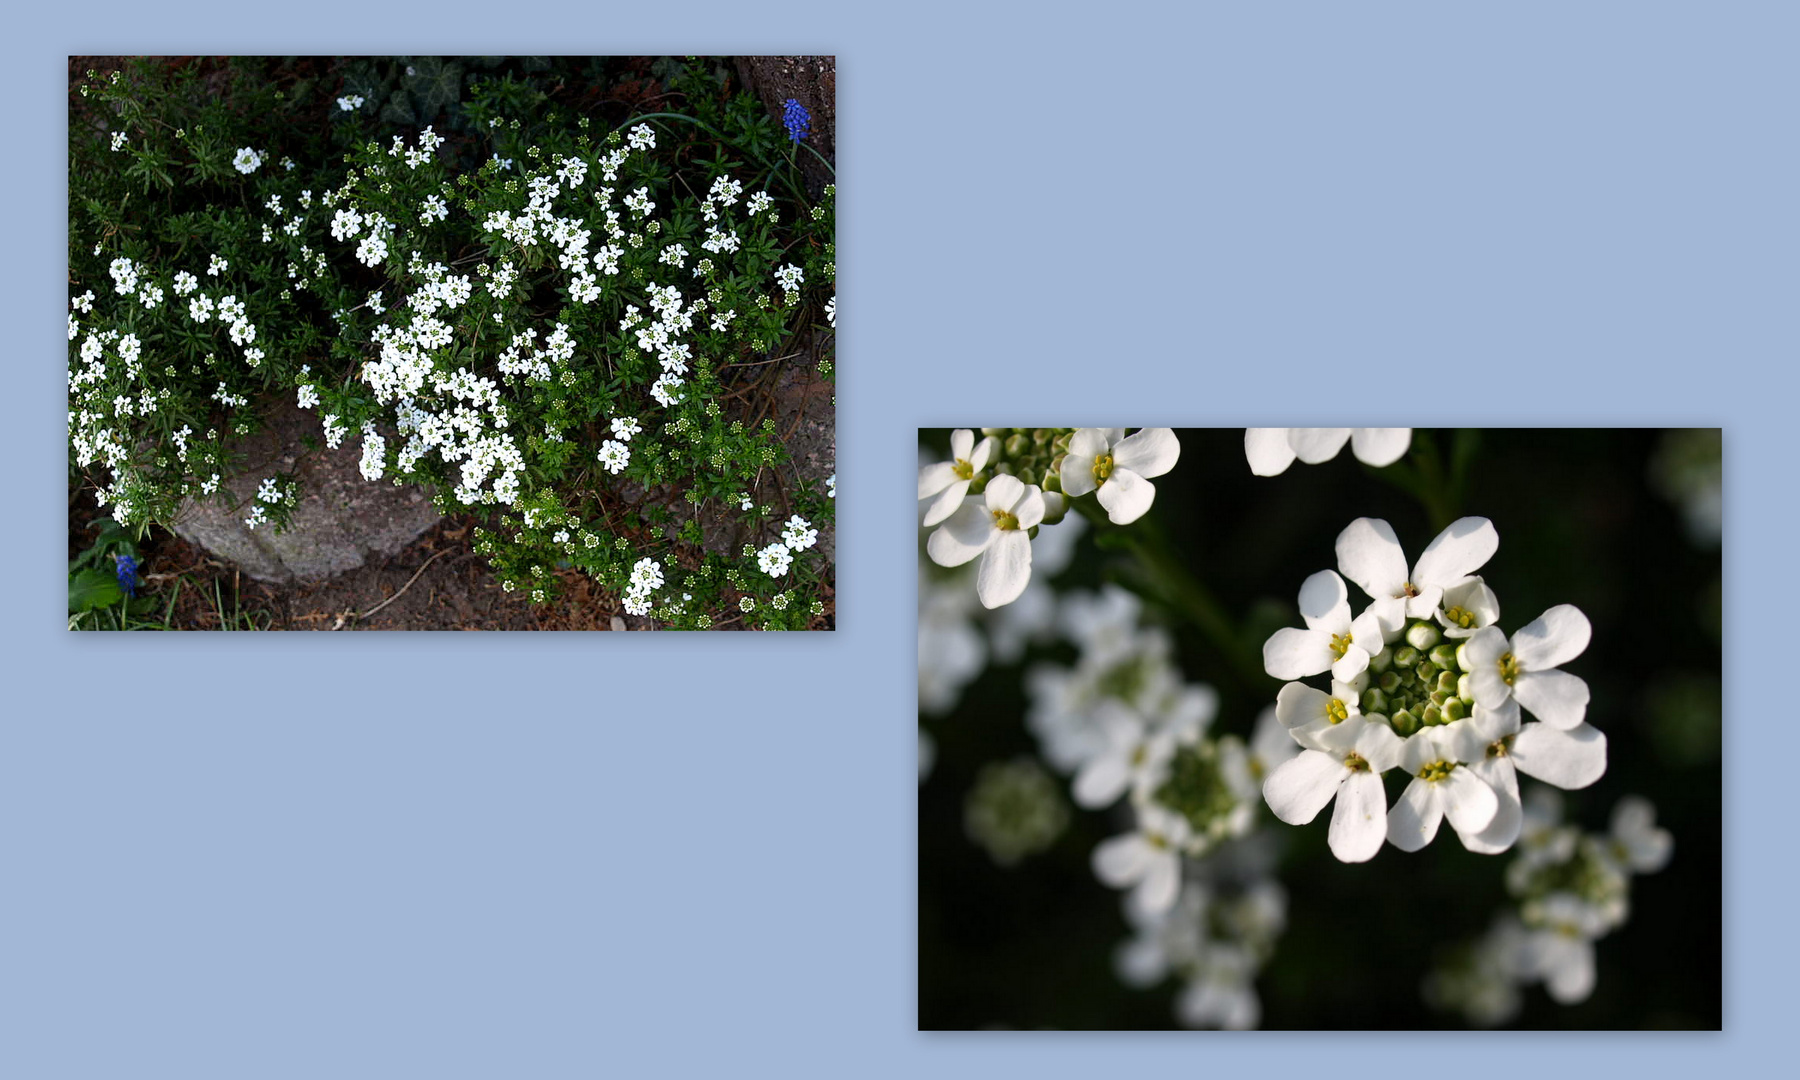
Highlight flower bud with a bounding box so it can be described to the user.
[992,462,1014,477]
[1415,660,1437,684]
[1032,428,1052,446]
[1457,673,1473,702]
[1039,491,1068,526]
[1406,621,1440,651]
[1394,646,1420,669]
[1436,670,1460,696]
[1422,703,1443,727]
[1040,468,1063,494]
[969,475,989,495]
[1379,671,1402,694]
[1369,646,1393,674]
[1005,433,1029,457]
[1442,697,1468,722]
[1362,688,1389,714]
[1430,644,1459,670]
[1455,642,1471,673]
[1391,708,1420,736]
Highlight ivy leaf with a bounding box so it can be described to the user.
[380,88,417,127]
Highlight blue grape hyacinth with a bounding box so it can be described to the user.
[782,98,811,142]
[114,553,139,598]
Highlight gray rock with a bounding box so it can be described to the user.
[171,397,442,584]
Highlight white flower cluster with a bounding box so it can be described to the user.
[233,147,263,174]
[921,428,1175,610]
[596,439,630,474]
[110,131,128,151]
[337,94,365,111]
[1113,863,1288,1029]
[1425,789,1672,1024]
[1245,428,1411,475]
[622,556,664,616]
[1259,517,1606,862]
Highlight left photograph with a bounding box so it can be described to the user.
[68,56,835,630]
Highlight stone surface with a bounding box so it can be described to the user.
[171,397,442,584]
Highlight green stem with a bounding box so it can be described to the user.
[1071,498,1265,691]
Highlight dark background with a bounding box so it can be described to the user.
[919,428,1721,1030]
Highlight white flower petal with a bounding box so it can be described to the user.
[1096,468,1156,524]
[1353,720,1406,773]
[1411,517,1498,590]
[1463,627,1514,708]
[1289,428,1352,464]
[1013,484,1046,530]
[1074,753,1133,809]
[1093,834,1152,886]
[1060,453,1098,497]
[1245,428,1297,476]
[1330,647,1370,684]
[924,500,993,567]
[1336,517,1409,600]
[1329,771,1389,862]
[918,460,960,500]
[920,478,970,527]
[1262,627,1335,680]
[1543,937,1597,1004]
[1297,569,1349,625]
[1511,721,1607,789]
[1460,755,1522,854]
[983,473,1024,512]
[1068,428,1111,460]
[1262,749,1344,826]
[1511,669,1590,730]
[975,530,1033,609]
[968,435,998,472]
[1275,681,1331,731]
[1113,428,1180,479]
[949,428,974,461]
[1387,778,1443,851]
[1137,854,1182,915]
[1440,767,1500,836]
[1350,427,1411,467]
[1511,604,1592,671]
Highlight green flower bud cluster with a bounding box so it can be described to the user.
[1506,830,1630,914]
[975,427,1076,495]
[1361,620,1473,736]
[964,757,1071,867]
[1150,736,1249,856]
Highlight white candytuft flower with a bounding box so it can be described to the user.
[925,474,1045,610]
[1059,428,1180,525]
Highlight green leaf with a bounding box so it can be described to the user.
[69,569,124,614]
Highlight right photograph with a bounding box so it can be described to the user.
[918,428,1721,1030]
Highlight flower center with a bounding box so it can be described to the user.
[1092,453,1115,484]
[1326,698,1348,724]
[1498,651,1519,685]
[1486,737,1510,759]
[1363,623,1470,736]
[1328,632,1353,659]
[991,508,1020,531]
[1401,582,1421,599]
[1417,758,1456,783]
[1152,741,1240,848]
[1344,751,1370,773]
[1130,744,1148,768]
[952,457,974,481]
[1444,605,1476,628]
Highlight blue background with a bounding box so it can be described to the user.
[8,1,1788,1075]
